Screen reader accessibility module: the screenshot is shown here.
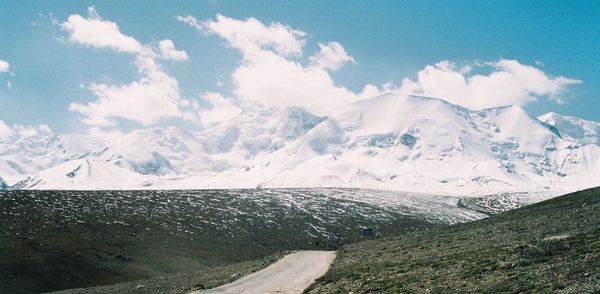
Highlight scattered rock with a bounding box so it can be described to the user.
[542,234,570,241]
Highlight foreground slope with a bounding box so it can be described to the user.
[308,186,600,293]
[1,188,484,293]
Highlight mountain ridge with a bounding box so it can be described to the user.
[2,94,599,194]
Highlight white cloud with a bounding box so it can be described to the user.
[181,15,585,122]
[175,15,202,30]
[309,42,356,71]
[0,59,10,73]
[63,7,192,126]
[185,92,241,128]
[69,56,186,125]
[61,6,146,55]
[197,14,306,57]
[179,15,372,115]
[398,59,582,109]
[232,50,359,114]
[0,120,59,144]
[13,124,52,139]
[0,120,15,142]
[158,39,189,61]
[0,121,55,142]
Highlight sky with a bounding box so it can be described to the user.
[0,1,598,137]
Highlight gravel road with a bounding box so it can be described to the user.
[194,251,336,294]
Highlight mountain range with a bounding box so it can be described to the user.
[1,93,599,194]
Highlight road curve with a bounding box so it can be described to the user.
[193,250,336,294]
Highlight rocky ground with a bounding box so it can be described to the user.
[50,252,287,294]
[308,187,600,293]
[1,188,466,293]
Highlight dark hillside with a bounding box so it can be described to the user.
[309,187,600,293]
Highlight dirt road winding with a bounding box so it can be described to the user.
[193,250,336,294]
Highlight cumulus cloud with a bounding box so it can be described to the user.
[309,42,356,71]
[69,56,185,125]
[178,14,372,115]
[0,120,15,142]
[184,15,581,114]
[195,14,306,57]
[0,59,10,73]
[61,6,146,55]
[232,50,359,114]
[63,7,191,126]
[64,11,581,129]
[398,59,582,109]
[158,39,189,61]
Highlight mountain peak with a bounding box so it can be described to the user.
[2,94,600,194]
[0,176,8,190]
[538,112,600,146]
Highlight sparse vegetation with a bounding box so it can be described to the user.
[0,188,443,293]
[51,251,286,294]
[307,187,600,293]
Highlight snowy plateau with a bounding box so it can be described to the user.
[1,93,599,195]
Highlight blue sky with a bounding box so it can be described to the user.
[0,1,598,134]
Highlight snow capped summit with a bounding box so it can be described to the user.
[0,132,106,185]
[4,94,600,193]
[199,105,326,159]
[93,104,326,177]
[206,94,600,194]
[538,112,600,146]
[14,158,153,190]
[0,176,8,190]
[9,104,327,189]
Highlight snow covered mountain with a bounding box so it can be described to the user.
[201,94,600,194]
[538,112,600,146]
[6,105,327,189]
[82,105,324,177]
[0,176,8,190]
[3,94,600,194]
[0,132,106,185]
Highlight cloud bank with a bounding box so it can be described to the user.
[398,59,582,110]
[56,11,582,132]
[178,14,581,115]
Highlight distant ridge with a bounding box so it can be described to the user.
[2,94,599,194]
